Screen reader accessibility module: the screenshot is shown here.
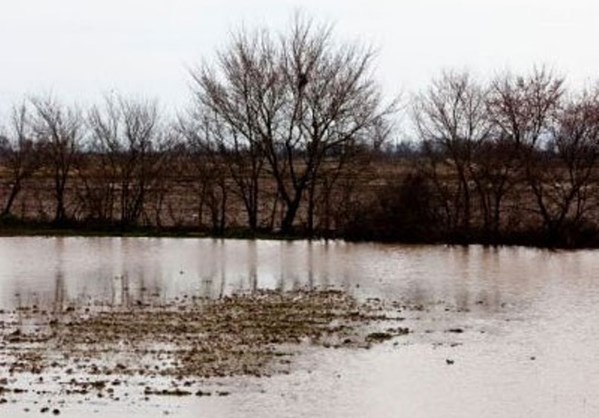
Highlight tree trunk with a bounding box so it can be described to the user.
[2,183,21,218]
[306,182,316,236]
[281,197,302,235]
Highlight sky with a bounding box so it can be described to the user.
[1,0,599,116]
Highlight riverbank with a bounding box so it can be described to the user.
[1,218,598,250]
[0,219,305,241]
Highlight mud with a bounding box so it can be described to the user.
[0,289,408,408]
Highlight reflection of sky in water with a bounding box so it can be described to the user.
[1,237,599,319]
[1,238,349,309]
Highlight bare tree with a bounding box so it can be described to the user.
[182,103,264,231]
[487,68,565,240]
[527,88,599,244]
[487,68,564,151]
[189,26,276,232]
[79,97,120,223]
[86,96,168,228]
[0,104,40,218]
[178,114,230,234]
[468,132,519,241]
[307,119,389,235]
[31,97,83,224]
[192,14,394,234]
[413,70,491,238]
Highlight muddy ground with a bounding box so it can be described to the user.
[0,289,411,413]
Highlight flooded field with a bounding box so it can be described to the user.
[1,237,599,417]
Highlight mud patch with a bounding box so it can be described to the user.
[0,289,407,408]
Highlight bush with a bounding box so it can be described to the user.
[344,173,442,242]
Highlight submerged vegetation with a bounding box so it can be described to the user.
[0,289,408,403]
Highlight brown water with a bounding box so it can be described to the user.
[1,237,599,417]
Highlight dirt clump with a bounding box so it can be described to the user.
[0,289,407,387]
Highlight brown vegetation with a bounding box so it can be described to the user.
[0,289,407,393]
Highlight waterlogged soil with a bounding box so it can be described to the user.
[0,289,410,412]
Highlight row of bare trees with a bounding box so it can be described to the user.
[0,98,83,223]
[392,67,599,246]
[3,13,599,246]
[0,16,390,234]
[0,96,170,228]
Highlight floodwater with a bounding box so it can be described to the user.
[1,237,599,417]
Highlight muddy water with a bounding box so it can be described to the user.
[1,237,599,417]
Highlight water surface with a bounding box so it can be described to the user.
[0,237,598,417]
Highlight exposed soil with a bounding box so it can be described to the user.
[0,289,408,407]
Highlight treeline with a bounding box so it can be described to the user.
[0,16,390,237]
[350,68,599,248]
[0,92,380,236]
[2,15,599,247]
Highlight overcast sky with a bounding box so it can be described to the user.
[1,0,598,115]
